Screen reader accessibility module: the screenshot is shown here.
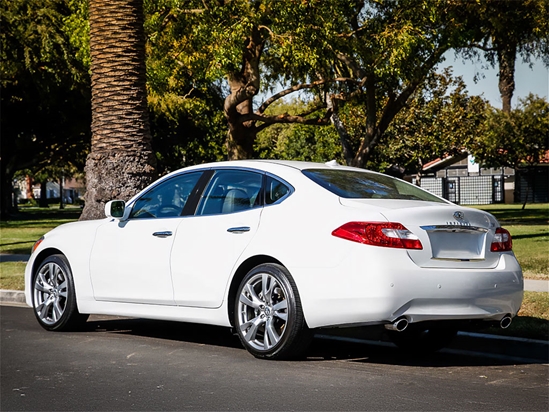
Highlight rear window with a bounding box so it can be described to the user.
[302,169,445,203]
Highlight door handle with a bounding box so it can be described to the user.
[227,226,251,233]
[152,231,173,237]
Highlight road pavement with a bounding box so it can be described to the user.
[1,305,548,411]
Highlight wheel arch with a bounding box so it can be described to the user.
[227,255,284,327]
[32,248,65,277]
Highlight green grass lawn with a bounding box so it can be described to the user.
[0,206,81,254]
[468,203,548,279]
[0,262,26,290]
[476,291,549,341]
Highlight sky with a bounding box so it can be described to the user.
[440,51,549,109]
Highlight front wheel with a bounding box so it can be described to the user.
[32,254,88,331]
[234,264,311,360]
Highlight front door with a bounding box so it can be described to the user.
[89,172,203,305]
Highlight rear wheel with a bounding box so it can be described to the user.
[388,324,457,355]
[234,264,311,359]
[32,254,88,331]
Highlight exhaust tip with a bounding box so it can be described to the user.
[500,315,512,329]
[384,318,409,332]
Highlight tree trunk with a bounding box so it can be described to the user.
[224,28,264,160]
[81,0,156,220]
[59,176,65,209]
[0,162,13,220]
[497,42,516,114]
[39,181,48,208]
[225,76,257,160]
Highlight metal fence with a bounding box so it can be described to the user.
[420,176,504,205]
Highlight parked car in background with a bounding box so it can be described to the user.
[25,160,523,359]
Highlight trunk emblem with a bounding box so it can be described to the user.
[453,211,465,220]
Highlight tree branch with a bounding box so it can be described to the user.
[257,77,356,114]
[251,112,331,134]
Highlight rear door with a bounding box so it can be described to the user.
[170,169,264,307]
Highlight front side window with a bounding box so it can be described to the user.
[130,172,202,219]
[302,169,445,203]
[197,170,263,215]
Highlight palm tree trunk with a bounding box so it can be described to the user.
[80,0,156,220]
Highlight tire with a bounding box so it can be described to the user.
[388,324,458,355]
[234,263,311,360]
[32,254,88,331]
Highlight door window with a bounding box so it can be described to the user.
[130,172,202,219]
[197,170,263,215]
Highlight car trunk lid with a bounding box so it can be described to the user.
[339,199,501,269]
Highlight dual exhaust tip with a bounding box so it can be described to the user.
[384,318,409,332]
[384,315,513,332]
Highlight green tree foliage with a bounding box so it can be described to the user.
[144,0,352,160]
[146,0,484,167]
[0,0,91,219]
[470,94,549,170]
[375,70,488,175]
[470,94,549,208]
[255,99,343,163]
[145,0,227,172]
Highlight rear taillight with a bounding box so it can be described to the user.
[491,227,512,252]
[332,222,423,250]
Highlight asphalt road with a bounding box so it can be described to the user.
[2,305,548,411]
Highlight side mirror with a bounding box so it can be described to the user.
[104,200,129,220]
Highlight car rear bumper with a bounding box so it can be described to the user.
[294,251,523,329]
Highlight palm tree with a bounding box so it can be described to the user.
[80,0,156,220]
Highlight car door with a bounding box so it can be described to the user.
[89,172,203,305]
[170,169,264,308]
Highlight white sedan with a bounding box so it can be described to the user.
[25,160,523,359]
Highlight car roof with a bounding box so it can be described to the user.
[178,159,367,174]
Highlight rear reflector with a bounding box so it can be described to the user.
[332,222,423,249]
[491,227,513,252]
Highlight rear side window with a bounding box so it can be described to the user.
[302,169,445,203]
[265,176,291,205]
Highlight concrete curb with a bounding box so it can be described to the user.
[0,289,26,304]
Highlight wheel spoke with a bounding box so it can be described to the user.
[264,318,280,349]
[262,274,271,305]
[242,315,264,342]
[53,299,64,321]
[37,272,52,291]
[35,281,52,293]
[241,283,263,308]
[48,263,55,284]
[39,298,54,321]
[273,299,288,321]
[58,280,68,298]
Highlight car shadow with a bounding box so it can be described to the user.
[81,315,546,367]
